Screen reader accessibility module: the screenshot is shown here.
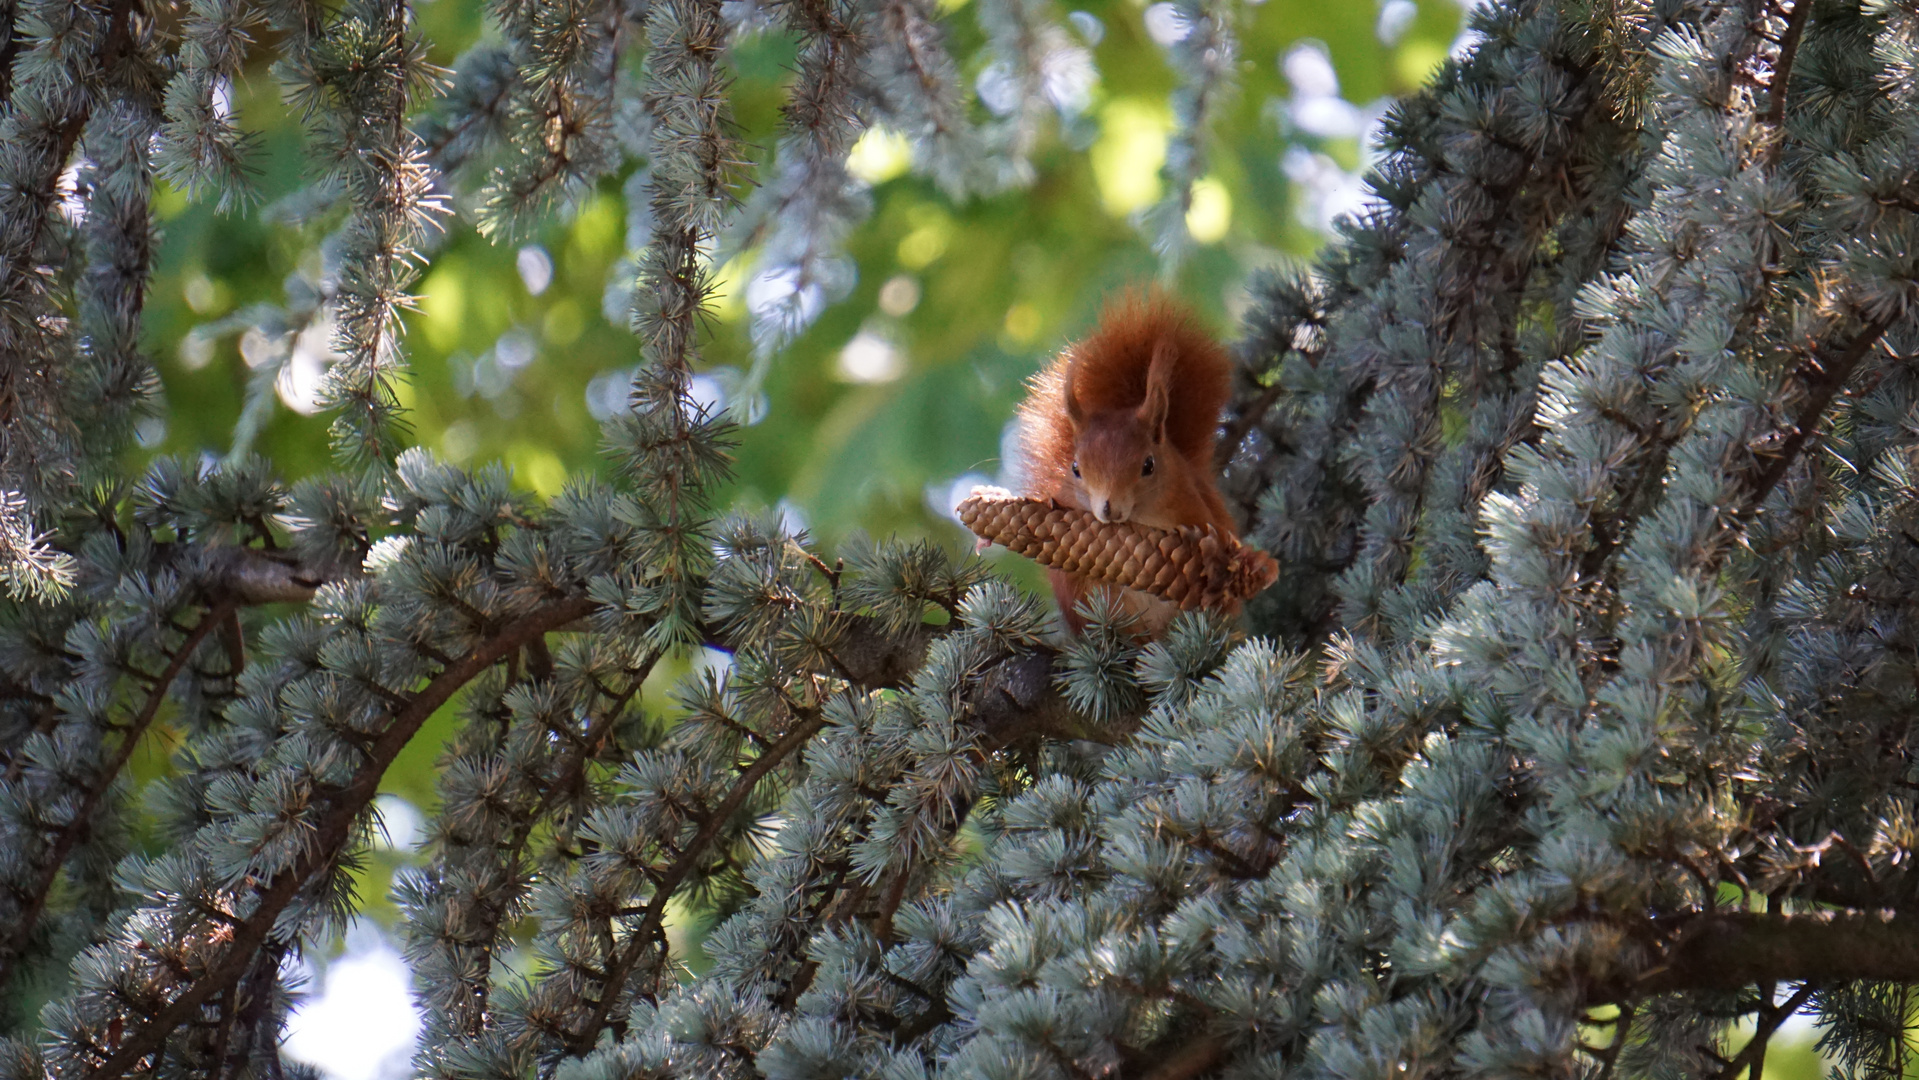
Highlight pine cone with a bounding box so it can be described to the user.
[957,488,1279,610]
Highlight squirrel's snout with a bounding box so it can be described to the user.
[1083,488,1127,523]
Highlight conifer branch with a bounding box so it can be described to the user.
[429,646,665,1037]
[0,0,148,530]
[0,599,236,992]
[1148,0,1236,269]
[562,707,831,1053]
[471,0,623,235]
[1741,317,1895,512]
[729,0,870,354]
[419,46,516,176]
[867,0,980,194]
[302,0,444,462]
[86,594,596,1080]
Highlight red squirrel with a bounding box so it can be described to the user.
[1016,291,1237,635]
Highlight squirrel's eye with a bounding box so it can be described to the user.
[1142,455,1155,477]
[1071,460,1081,478]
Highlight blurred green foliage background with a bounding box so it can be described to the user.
[148,0,1459,544]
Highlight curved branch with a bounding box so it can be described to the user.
[88,594,597,1080]
[78,575,1117,1075]
[1715,982,1817,1080]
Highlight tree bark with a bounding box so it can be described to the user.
[1641,912,1919,992]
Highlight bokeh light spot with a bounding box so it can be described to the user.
[897,208,954,269]
[512,446,568,497]
[838,329,904,383]
[1186,177,1232,244]
[1091,99,1169,215]
[847,128,914,185]
[284,939,419,1080]
[877,275,920,317]
[1395,39,1449,88]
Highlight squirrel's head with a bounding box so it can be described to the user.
[1063,340,1175,526]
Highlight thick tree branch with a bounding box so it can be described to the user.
[197,546,341,605]
[831,616,941,688]
[1137,1035,1225,1080]
[1636,912,1919,993]
[969,648,1126,747]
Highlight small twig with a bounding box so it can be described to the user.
[0,598,238,990]
[1741,318,1893,511]
[796,546,841,591]
[563,708,831,1053]
[1596,1001,1636,1080]
[1715,982,1817,1080]
[1214,379,1286,471]
[1761,0,1811,138]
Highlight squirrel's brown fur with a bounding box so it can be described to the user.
[1015,290,1238,634]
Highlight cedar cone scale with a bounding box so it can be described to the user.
[957,488,1279,611]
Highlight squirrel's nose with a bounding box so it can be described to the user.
[1093,500,1111,523]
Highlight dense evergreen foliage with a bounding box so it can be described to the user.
[5,0,1919,1077]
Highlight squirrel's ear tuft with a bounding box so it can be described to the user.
[1139,338,1174,441]
[1064,360,1087,430]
